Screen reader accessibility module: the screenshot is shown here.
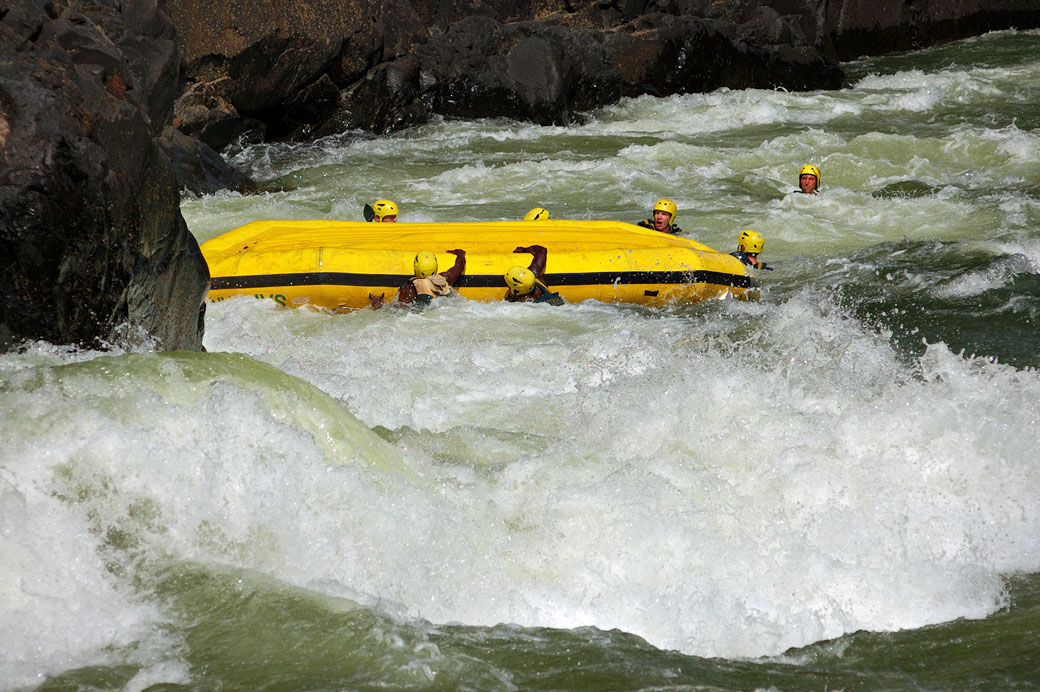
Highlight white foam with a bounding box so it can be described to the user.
[3,287,1039,674]
[189,295,1040,658]
[0,415,168,687]
[0,345,411,687]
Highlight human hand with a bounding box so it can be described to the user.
[514,246,530,254]
[369,292,385,308]
[447,249,465,256]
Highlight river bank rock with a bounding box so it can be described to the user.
[0,0,208,352]
[813,0,1040,61]
[166,0,845,145]
[165,0,1040,146]
[163,125,257,195]
[344,11,842,134]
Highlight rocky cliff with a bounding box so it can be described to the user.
[168,0,845,146]
[0,0,208,352]
[166,0,1040,148]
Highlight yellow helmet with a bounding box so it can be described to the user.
[372,199,399,221]
[798,165,820,187]
[738,229,764,254]
[413,250,438,277]
[653,198,678,225]
[523,207,549,221]
[504,266,536,295]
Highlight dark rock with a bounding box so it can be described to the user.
[872,180,941,198]
[264,73,343,140]
[172,77,267,148]
[161,0,1040,168]
[0,0,208,352]
[166,0,379,147]
[761,0,1040,62]
[165,0,850,141]
[343,11,844,133]
[162,126,257,195]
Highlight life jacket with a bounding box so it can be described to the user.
[637,219,682,234]
[534,291,565,305]
[410,273,453,297]
[730,251,760,269]
[507,279,564,305]
[532,280,565,305]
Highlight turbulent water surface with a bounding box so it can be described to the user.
[3,30,1040,692]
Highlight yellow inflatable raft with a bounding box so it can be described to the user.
[200,219,759,309]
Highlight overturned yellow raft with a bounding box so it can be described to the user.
[200,219,759,309]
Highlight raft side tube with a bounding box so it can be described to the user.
[201,220,758,309]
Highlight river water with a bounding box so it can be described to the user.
[3,29,1039,692]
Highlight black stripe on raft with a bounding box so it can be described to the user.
[210,270,757,290]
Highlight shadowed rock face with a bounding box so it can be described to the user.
[165,0,1040,147]
[346,12,843,133]
[814,0,1040,61]
[166,0,845,146]
[0,0,208,352]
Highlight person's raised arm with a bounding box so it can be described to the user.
[514,245,547,277]
[443,249,466,284]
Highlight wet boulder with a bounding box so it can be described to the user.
[872,180,941,198]
[0,0,208,352]
[162,126,257,196]
[166,0,394,148]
